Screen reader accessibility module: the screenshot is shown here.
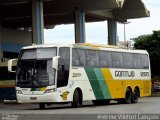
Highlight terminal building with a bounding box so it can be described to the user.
[0,0,149,100]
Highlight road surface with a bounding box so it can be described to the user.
[0,97,160,120]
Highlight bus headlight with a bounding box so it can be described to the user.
[44,88,56,94]
[16,90,23,94]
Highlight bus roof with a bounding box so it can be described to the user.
[22,43,148,54]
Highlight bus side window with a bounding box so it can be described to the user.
[140,54,149,69]
[57,48,70,87]
[132,54,141,69]
[76,49,86,66]
[111,52,123,68]
[123,53,132,69]
[99,51,112,68]
[85,50,99,67]
[72,49,80,66]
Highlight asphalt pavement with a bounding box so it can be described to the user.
[0,97,160,120]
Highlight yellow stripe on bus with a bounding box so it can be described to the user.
[101,68,122,98]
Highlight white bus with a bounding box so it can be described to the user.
[8,43,151,109]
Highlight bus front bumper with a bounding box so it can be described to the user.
[16,93,59,103]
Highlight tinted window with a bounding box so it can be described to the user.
[59,48,70,70]
[112,52,123,68]
[72,49,80,66]
[123,53,132,69]
[77,49,86,66]
[99,51,112,67]
[132,54,141,69]
[72,48,149,70]
[57,48,70,87]
[85,50,99,67]
[140,54,149,69]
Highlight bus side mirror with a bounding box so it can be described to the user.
[8,59,17,73]
[52,56,60,70]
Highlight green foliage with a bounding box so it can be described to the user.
[133,30,160,79]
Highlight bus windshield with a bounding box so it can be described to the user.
[16,48,56,88]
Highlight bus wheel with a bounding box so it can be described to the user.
[39,103,45,109]
[71,90,79,108]
[131,88,139,103]
[124,88,132,104]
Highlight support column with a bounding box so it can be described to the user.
[32,0,44,44]
[75,9,86,43]
[108,20,118,46]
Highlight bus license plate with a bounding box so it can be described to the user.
[30,97,37,100]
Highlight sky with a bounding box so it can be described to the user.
[44,0,160,44]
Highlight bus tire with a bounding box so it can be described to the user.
[124,88,132,104]
[131,88,139,103]
[71,90,79,108]
[39,103,45,109]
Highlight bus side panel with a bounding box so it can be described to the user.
[84,68,112,100]
[101,68,123,99]
[70,68,96,101]
[71,67,124,101]
[69,67,151,102]
[119,80,151,98]
[102,68,151,99]
[141,80,151,97]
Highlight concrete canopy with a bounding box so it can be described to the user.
[0,0,149,28]
[88,0,150,22]
[114,0,150,20]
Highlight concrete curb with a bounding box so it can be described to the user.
[3,100,17,104]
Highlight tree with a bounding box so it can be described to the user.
[133,30,160,79]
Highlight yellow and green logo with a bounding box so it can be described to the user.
[60,91,70,100]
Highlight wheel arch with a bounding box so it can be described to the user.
[126,86,132,93]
